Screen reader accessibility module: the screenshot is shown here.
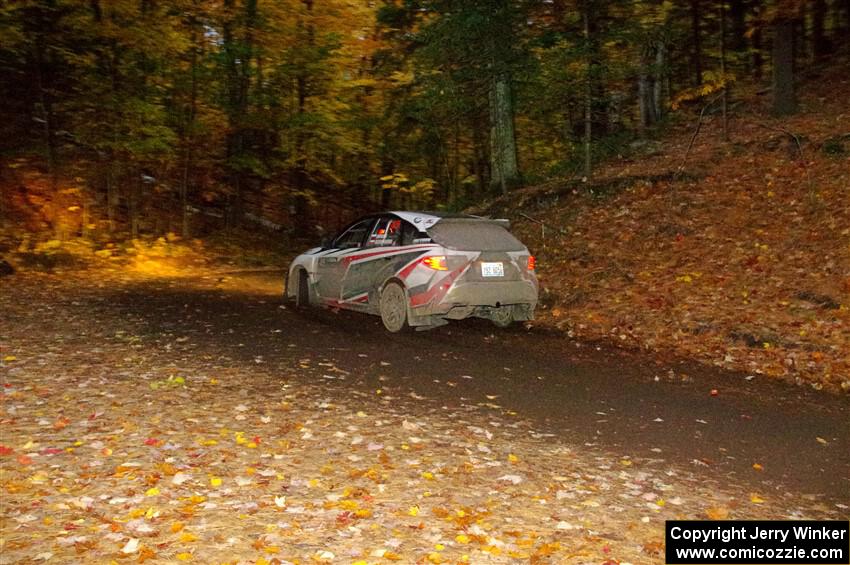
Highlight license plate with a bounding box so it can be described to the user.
[480,262,504,277]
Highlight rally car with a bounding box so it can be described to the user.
[285,211,538,332]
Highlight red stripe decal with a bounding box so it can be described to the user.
[397,256,424,281]
[342,245,435,266]
[409,264,467,307]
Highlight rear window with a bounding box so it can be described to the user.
[426,220,526,251]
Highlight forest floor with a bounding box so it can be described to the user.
[2,270,847,565]
[478,55,850,395]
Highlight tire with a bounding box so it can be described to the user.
[379,281,408,333]
[294,270,310,309]
[490,306,514,328]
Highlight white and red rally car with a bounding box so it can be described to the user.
[286,211,538,332]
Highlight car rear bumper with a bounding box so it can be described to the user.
[412,279,537,317]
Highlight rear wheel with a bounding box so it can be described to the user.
[490,306,514,328]
[294,270,310,309]
[380,282,408,333]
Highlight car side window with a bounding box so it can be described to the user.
[333,218,375,249]
[399,221,431,246]
[367,217,402,247]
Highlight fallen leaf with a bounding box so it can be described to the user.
[121,538,140,554]
[706,506,729,520]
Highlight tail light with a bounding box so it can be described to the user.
[422,255,448,270]
[527,256,536,271]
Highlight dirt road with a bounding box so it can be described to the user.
[104,270,850,503]
[1,269,847,564]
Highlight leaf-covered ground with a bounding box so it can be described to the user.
[492,58,850,394]
[1,271,846,564]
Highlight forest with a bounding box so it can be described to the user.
[1,4,849,563]
[1,0,847,239]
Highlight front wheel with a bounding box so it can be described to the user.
[294,270,311,309]
[380,282,408,333]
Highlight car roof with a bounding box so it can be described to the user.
[389,211,489,230]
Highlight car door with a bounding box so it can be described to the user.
[314,217,376,302]
[340,216,402,304]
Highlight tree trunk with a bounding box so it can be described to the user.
[106,166,116,232]
[583,6,592,180]
[130,174,140,239]
[719,3,729,141]
[488,73,519,194]
[811,0,831,58]
[292,0,314,230]
[222,0,255,228]
[844,0,850,36]
[772,18,797,116]
[752,25,764,79]
[34,59,57,186]
[182,18,200,239]
[690,0,703,85]
[638,56,655,131]
[653,43,664,120]
[728,0,747,52]
[471,117,488,195]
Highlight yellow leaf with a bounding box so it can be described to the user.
[421,471,434,480]
[455,534,470,544]
[179,532,198,543]
[408,506,419,517]
[750,493,765,504]
[263,546,280,554]
[752,463,764,471]
[176,553,192,561]
[3,356,16,362]
[354,509,372,519]
[706,506,729,520]
[508,454,519,463]
[210,477,222,487]
[145,487,160,497]
[170,522,185,533]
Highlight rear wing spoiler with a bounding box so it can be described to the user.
[439,216,511,230]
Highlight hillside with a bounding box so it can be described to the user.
[477,55,850,393]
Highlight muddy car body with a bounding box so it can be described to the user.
[286,212,538,332]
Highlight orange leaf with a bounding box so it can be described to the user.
[706,506,729,520]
